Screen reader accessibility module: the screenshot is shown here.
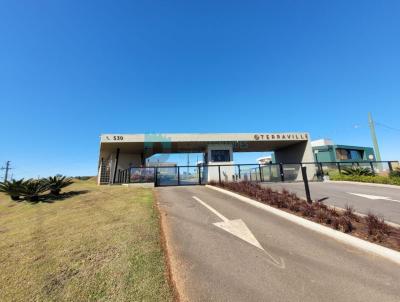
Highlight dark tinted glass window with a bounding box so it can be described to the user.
[349,150,363,160]
[211,150,230,162]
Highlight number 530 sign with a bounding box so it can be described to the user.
[104,135,124,141]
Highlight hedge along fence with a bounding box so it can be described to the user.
[209,181,400,252]
[330,174,400,186]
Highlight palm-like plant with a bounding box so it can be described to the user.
[46,176,73,195]
[0,179,25,201]
[21,179,49,202]
[342,166,373,176]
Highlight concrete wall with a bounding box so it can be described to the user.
[274,141,314,163]
[274,141,316,180]
[117,153,142,170]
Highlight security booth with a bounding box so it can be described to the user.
[97,132,315,185]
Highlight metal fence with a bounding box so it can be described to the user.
[111,160,399,186]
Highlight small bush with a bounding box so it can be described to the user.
[21,179,49,202]
[338,217,353,233]
[344,204,360,222]
[288,201,301,212]
[365,213,391,242]
[332,217,340,230]
[301,204,315,217]
[46,175,73,195]
[0,179,26,200]
[316,209,332,224]
[328,208,340,218]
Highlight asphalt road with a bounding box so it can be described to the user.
[157,186,400,302]
[262,182,400,224]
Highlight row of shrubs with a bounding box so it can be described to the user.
[330,174,400,186]
[210,181,398,246]
[0,176,73,202]
[329,166,400,186]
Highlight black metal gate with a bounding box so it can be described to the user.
[155,166,205,187]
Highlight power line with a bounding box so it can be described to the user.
[375,122,400,133]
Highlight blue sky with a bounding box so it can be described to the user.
[0,0,399,178]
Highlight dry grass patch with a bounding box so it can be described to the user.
[0,179,173,302]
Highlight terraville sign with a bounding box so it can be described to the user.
[253,133,309,141]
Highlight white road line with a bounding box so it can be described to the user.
[192,195,285,268]
[193,196,228,222]
[348,192,400,203]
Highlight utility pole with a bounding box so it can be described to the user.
[1,161,12,182]
[368,113,382,161]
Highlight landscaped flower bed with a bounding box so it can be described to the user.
[209,181,400,252]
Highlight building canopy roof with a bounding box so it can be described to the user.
[100,132,310,154]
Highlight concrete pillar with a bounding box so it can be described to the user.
[274,141,316,181]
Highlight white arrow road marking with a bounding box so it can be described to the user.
[192,196,285,268]
[348,193,400,203]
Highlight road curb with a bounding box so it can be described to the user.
[206,185,400,265]
[153,190,182,302]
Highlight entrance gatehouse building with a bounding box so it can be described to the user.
[97,132,315,185]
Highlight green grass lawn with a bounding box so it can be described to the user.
[0,179,174,302]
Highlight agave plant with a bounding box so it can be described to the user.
[341,166,373,176]
[0,179,25,201]
[46,175,73,195]
[21,179,49,202]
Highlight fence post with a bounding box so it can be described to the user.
[337,162,342,174]
[238,165,241,179]
[370,162,375,175]
[154,168,158,187]
[218,165,221,184]
[112,148,120,184]
[198,166,201,185]
[319,162,324,179]
[259,164,263,182]
[388,161,393,172]
[279,163,285,182]
[301,166,312,204]
[177,166,180,185]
